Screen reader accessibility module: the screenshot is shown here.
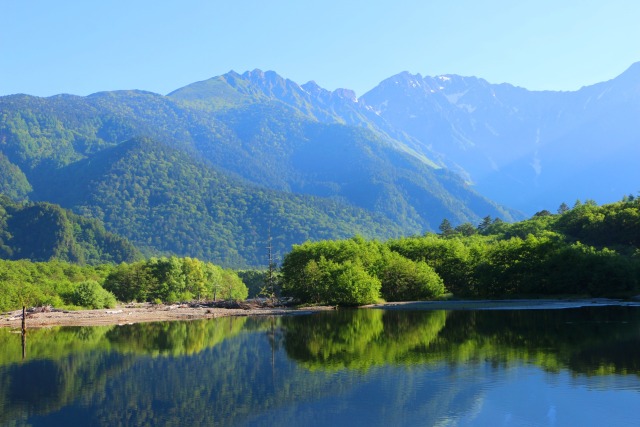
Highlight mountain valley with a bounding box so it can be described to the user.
[1,64,638,266]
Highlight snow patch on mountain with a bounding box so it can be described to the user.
[444,91,468,104]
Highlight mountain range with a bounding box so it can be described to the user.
[361,64,640,212]
[1,64,638,266]
[170,64,640,213]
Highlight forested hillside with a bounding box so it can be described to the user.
[0,83,516,266]
[37,137,407,266]
[0,195,140,265]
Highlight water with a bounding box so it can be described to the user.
[1,306,639,426]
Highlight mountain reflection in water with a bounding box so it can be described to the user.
[0,306,639,426]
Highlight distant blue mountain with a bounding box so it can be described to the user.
[360,63,640,213]
[171,64,640,214]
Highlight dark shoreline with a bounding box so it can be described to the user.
[365,298,640,311]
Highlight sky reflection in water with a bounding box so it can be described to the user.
[0,306,639,426]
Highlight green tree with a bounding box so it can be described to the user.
[147,257,187,303]
[219,269,248,301]
[438,219,454,237]
[104,262,154,302]
[378,252,445,301]
[205,263,224,301]
[329,260,380,306]
[454,222,477,237]
[71,280,116,309]
[477,216,492,234]
[557,202,570,214]
[182,257,207,300]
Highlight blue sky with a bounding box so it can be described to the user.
[2,0,639,97]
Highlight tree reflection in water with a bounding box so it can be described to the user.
[0,306,639,426]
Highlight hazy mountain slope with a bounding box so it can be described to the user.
[167,72,519,226]
[168,70,440,167]
[360,64,640,213]
[95,90,514,227]
[5,64,639,225]
[195,102,517,229]
[172,65,640,214]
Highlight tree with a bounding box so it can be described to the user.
[454,222,477,237]
[329,261,380,306]
[261,227,279,302]
[438,219,454,237]
[220,269,249,301]
[477,216,492,234]
[182,257,207,301]
[146,257,187,303]
[557,202,570,215]
[204,263,224,301]
[71,280,116,309]
[103,262,154,302]
[378,252,445,301]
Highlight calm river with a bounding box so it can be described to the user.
[1,305,639,426]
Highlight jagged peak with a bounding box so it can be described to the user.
[301,80,328,96]
[386,71,423,83]
[241,68,264,79]
[240,69,288,83]
[302,80,321,90]
[223,70,242,78]
[332,88,358,102]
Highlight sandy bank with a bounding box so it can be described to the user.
[0,302,334,328]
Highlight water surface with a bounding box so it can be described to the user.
[1,306,639,426]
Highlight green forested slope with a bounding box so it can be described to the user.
[0,153,31,201]
[0,195,140,265]
[0,87,517,267]
[38,137,406,266]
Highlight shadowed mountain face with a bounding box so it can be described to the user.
[0,195,140,264]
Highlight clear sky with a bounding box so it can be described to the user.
[2,0,639,97]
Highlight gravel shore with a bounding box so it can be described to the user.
[0,302,333,328]
[3,299,638,328]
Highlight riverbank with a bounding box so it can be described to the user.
[0,302,335,328]
[3,299,640,328]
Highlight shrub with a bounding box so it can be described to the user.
[378,252,445,301]
[71,280,116,309]
[330,261,381,306]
